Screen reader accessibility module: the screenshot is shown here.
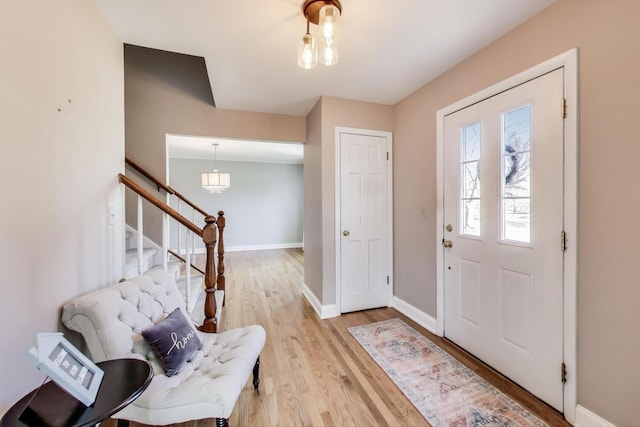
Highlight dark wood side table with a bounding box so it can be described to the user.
[1,358,152,427]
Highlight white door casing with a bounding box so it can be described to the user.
[335,128,393,313]
[436,49,578,422]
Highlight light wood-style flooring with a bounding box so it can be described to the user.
[114,248,570,427]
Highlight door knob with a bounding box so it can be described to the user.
[343,230,350,237]
[442,239,453,248]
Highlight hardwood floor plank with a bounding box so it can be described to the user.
[103,248,569,427]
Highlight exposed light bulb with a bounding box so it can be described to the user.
[321,41,338,66]
[322,18,334,42]
[319,4,339,44]
[297,32,318,69]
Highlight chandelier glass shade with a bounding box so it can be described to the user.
[297,26,318,69]
[298,0,341,69]
[201,143,230,194]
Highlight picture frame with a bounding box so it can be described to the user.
[27,332,104,406]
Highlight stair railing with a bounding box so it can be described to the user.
[119,173,223,333]
[124,157,214,282]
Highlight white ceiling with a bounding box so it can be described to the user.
[96,0,556,163]
[93,0,557,118]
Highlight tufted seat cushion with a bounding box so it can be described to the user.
[61,270,265,425]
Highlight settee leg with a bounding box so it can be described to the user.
[216,417,228,427]
[252,356,261,390]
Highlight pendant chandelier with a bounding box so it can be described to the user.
[201,143,230,194]
[298,0,342,69]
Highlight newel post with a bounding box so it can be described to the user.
[217,211,225,306]
[198,215,218,333]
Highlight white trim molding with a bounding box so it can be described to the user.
[436,48,579,423]
[392,296,437,335]
[575,405,615,427]
[179,242,303,255]
[301,283,339,319]
[226,242,303,253]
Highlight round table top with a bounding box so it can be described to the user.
[1,358,152,427]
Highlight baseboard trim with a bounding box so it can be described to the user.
[575,405,615,427]
[301,283,339,319]
[392,296,438,335]
[226,242,303,252]
[182,242,303,255]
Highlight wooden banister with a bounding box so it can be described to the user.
[118,174,202,236]
[216,211,226,306]
[125,156,209,217]
[199,215,218,333]
[125,157,175,195]
[119,172,226,333]
[168,250,205,276]
[171,188,209,217]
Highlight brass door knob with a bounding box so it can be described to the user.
[343,230,350,237]
[442,239,453,248]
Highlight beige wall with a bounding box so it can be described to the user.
[393,0,640,423]
[304,100,323,298]
[124,47,306,243]
[0,0,124,413]
[319,97,394,304]
[5,0,632,421]
[303,96,393,306]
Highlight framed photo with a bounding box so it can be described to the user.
[27,332,104,406]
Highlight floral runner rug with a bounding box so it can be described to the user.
[348,318,548,427]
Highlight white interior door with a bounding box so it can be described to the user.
[339,130,391,313]
[443,69,564,410]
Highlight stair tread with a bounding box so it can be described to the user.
[125,247,158,256]
[147,262,181,280]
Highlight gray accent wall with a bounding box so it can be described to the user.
[169,159,303,249]
[124,45,305,246]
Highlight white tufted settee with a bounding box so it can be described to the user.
[61,269,265,427]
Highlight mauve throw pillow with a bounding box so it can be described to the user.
[141,308,203,376]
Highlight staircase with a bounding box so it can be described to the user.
[120,158,225,332]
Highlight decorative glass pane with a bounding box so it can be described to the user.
[463,161,481,199]
[503,106,531,153]
[503,199,531,242]
[501,105,531,244]
[462,123,481,162]
[462,199,481,237]
[460,122,481,237]
[504,152,530,197]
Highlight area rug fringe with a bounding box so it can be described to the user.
[348,318,548,427]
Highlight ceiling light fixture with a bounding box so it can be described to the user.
[298,0,341,69]
[201,143,230,194]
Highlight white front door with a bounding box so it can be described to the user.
[443,69,564,410]
[338,130,391,313]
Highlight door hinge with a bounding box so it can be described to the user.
[561,231,567,252]
[561,98,567,118]
[387,152,389,161]
[386,275,390,285]
[561,362,567,383]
